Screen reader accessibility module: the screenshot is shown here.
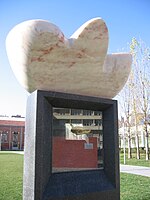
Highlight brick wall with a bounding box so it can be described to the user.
[0,119,25,150]
[0,120,25,126]
[53,137,97,169]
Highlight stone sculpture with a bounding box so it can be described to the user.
[6,18,132,98]
[6,17,124,200]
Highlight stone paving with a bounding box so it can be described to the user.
[120,164,150,177]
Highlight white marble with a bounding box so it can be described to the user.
[6,18,132,98]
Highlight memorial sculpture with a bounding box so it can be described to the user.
[6,18,132,200]
[6,17,132,98]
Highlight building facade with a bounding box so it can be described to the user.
[0,109,103,158]
[53,108,103,147]
[119,115,150,149]
[0,116,25,150]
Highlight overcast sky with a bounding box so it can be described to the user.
[0,0,150,117]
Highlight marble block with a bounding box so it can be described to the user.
[6,18,132,98]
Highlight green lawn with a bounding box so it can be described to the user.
[120,152,150,167]
[0,152,150,200]
[0,153,23,200]
[121,173,150,200]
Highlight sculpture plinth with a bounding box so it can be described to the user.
[23,90,120,200]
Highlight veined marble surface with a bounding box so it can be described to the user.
[6,18,132,98]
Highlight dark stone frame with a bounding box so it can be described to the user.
[23,90,120,200]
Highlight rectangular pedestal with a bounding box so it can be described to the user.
[23,90,120,200]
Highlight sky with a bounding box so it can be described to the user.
[0,0,150,117]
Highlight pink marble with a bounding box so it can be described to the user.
[6,18,132,98]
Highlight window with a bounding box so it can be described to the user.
[71,119,82,124]
[71,109,82,115]
[1,132,8,143]
[94,111,101,115]
[95,119,102,126]
[12,132,18,147]
[83,110,92,115]
[83,119,93,126]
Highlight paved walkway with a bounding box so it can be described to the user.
[0,151,24,154]
[120,164,150,177]
[15,151,24,154]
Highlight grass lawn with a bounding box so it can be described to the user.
[0,152,150,200]
[0,153,23,200]
[121,173,150,200]
[120,152,150,167]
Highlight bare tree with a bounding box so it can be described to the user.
[136,39,150,160]
[129,38,141,159]
[118,38,150,160]
[130,38,150,160]
[118,76,133,159]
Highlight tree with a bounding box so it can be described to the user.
[132,38,150,160]
[118,38,150,160]
[129,38,142,159]
[119,80,133,159]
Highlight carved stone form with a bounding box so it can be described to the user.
[6,18,132,98]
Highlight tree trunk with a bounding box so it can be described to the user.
[134,111,140,160]
[127,126,132,159]
[128,137,132,159]
[135,133,140,159]
[145,131,149,160]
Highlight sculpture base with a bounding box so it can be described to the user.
[23,90,120,200]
